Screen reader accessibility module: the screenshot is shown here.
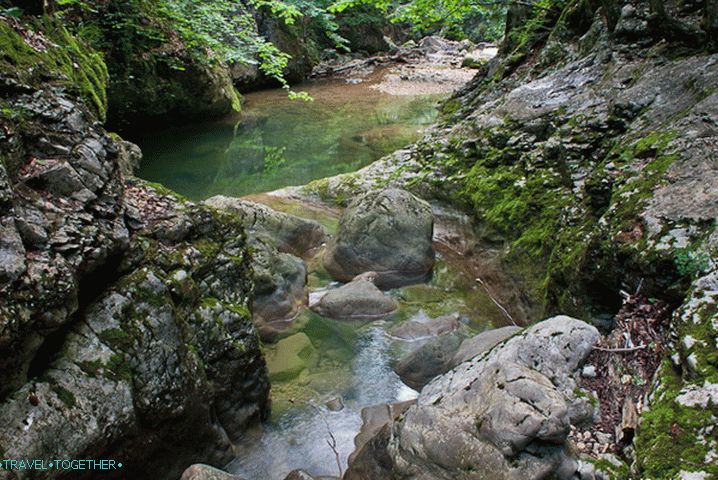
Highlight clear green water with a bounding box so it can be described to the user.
[133,78,506,479]
[225,202,508,479]
[134,77,442,200]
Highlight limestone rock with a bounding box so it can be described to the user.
[252,242,308,341]
[394,331,467,390]
[204,196,327,257]
[181,464,246,480]
[346,316,600,480]
[323,188,435,288]
[311,278,398,320]
[450,325,522,368]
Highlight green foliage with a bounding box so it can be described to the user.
[330,0,510,40]
[674,248,711,278]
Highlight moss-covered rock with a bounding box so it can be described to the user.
[0,15,108,119]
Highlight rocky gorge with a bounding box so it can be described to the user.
[1,0,718,480]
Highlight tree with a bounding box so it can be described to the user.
[328,0,519,40]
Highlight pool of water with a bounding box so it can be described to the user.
[134,75,443,201]
[224,202,508,480]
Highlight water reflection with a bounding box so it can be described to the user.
[135,77,443,200]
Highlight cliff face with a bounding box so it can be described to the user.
[422,1,718,474]
[0,16,269,479]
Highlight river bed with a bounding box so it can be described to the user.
[135,68,512,480]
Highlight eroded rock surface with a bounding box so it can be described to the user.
[346,316,600,480]
[323,189,435,288]
[0,181,269,479]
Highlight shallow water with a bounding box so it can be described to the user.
[134,75,442,201]
[225,200,507,480]
[134,77,508,479]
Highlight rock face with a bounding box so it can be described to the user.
[205,196,324,341]
[345,317,600,480]
[0,181,270,480]
[204,196,327,257]
[0,88,129,396]
[323,189,435,288]
[0,21,269,479]
[311,277,398,320]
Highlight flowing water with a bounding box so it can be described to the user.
[135,75,510,479]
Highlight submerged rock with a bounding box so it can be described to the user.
[346,316,600,480]
[266,332,317,381]
[311,277,398,320]
[323,188,435,288]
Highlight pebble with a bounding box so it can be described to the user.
[582,365,597,378]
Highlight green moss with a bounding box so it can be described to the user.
[99,328,133,350]
[77,359,103,377]
[0,16,108,119]
[105,353,133,381]
[51,384,77,409]
[634,361,718,479]
[588,457,629,479]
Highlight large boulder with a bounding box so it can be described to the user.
[323,189,435,288]
[311,276,398,320]
[393,331,467,390]
[345,316,600,480]
[451,325,522,368]
[204,196,327,257]
[204,197,319,341]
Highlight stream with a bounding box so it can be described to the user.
[135,72,512,479]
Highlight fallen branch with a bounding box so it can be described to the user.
[593,345,647,353]
[476,277,517,326]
